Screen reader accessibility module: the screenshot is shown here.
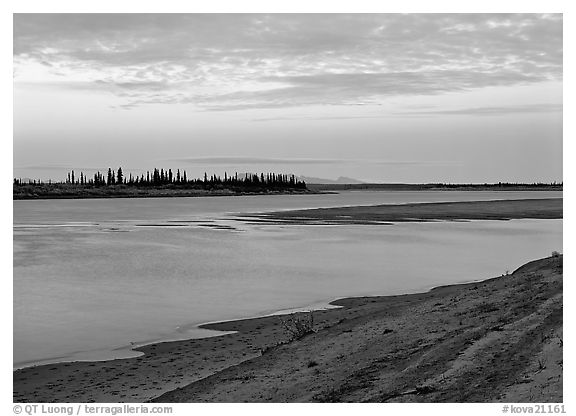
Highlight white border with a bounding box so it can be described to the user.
[3,2,571,414]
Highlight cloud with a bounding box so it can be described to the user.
[169,157,463,167]
[16,164,72,170]
[251,103,561,122]
[393,103,563,117]
[171,157,346,165]
[251,115,387,122]
[199,70,549,111]
[14,14,562,110]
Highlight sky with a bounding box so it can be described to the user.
[13,13,563,183]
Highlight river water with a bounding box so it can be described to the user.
[13,191,562,367]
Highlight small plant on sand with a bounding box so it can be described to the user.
[259,338,292,355]
[280,312,316,341]
[528,387,535,402]
[537,358,547,372]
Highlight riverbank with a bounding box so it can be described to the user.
[13,185,314,200]
[239,198,563,225]
[13,184,562,201]
[14,255,562,403]
[307,183,562,192]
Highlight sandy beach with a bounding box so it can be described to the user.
[239,198,563,225]
[14,254,562,403]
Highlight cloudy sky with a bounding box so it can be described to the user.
[13,13,562,183]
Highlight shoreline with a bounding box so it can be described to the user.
[13,188,320,201]
[14,255,563,403]
[10,259,530,372]
[156,255,563,403]
[240,198,563,225]
[12,297,345,371]
[13,187,561,201]
[307,184,562,192]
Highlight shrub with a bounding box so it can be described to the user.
[280,312,316,340]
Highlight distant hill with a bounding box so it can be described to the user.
[235,173,364,185]
[296,176,365,184]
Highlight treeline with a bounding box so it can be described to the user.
[307,181,562,192]
[13,167,307,190]
[434,181,563,187]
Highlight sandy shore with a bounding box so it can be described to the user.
[238,198,563,225]
[14,255,562,403]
